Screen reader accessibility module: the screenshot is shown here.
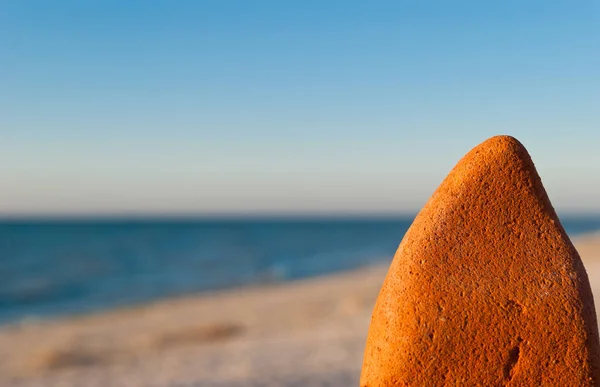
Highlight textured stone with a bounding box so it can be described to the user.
[360,136,600,386]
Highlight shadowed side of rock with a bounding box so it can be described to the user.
[361,136,600,386]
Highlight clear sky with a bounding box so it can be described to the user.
[1,1,599,216]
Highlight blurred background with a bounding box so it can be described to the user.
[1,1,599,386]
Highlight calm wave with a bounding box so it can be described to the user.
[0,216,599,324]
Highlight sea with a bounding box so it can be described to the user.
[1,216,599,324]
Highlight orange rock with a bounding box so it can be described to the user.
[360,136,600,386]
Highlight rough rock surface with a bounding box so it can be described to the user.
[361,136,600,386]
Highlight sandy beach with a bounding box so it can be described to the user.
[1,232,600,387]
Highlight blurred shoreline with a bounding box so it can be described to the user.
[2,216,600,325]
[2,231,600,387]
[0,217,415,324]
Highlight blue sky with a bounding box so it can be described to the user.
[1,1,599,215]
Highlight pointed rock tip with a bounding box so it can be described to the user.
[410,134,554,235]
[480,134,523,148]
[459,135,532,169]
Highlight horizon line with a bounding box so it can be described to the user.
[1,210,599,222]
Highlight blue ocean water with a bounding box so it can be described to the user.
[0,216,599,324]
